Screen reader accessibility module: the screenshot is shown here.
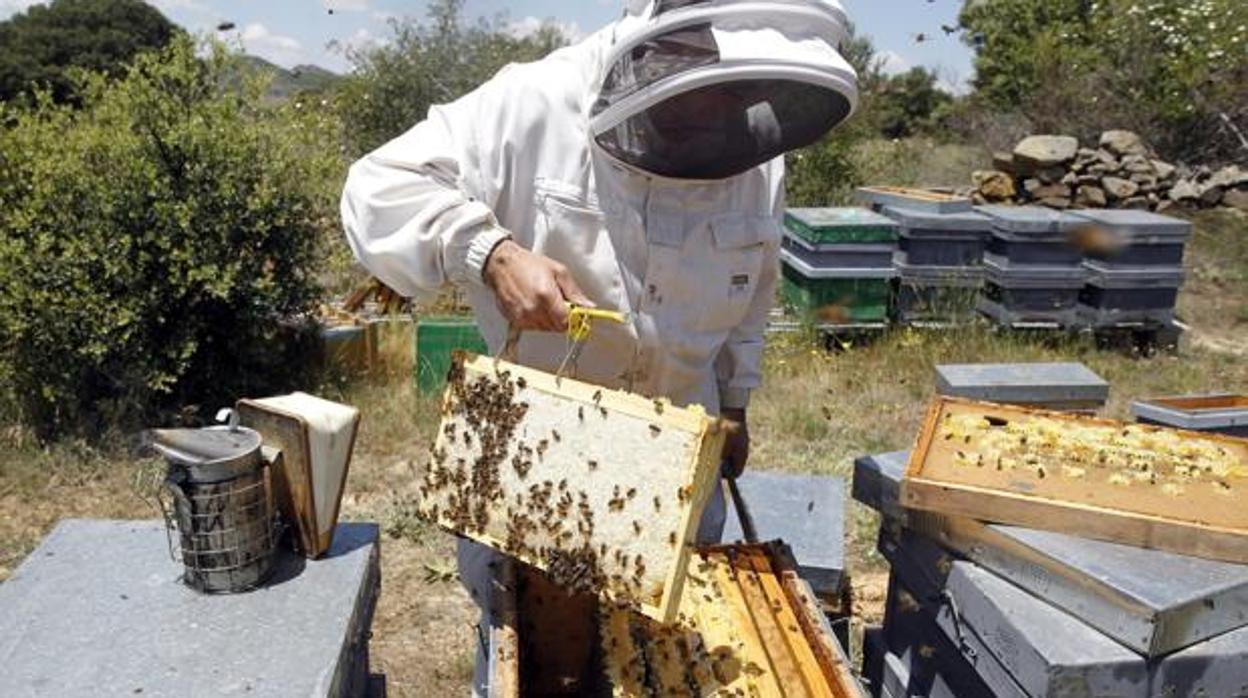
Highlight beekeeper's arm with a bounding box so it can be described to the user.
[715,173,784,476]
[340,72,588,332]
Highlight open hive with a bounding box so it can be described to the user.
[598,543,863,698]
[902,397,1248,563]
[418,352,727,622]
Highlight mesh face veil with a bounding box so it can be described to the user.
[592,0,858,180]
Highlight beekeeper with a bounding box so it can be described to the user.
[342,0,856,688]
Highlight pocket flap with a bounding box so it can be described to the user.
[711,215,779,250]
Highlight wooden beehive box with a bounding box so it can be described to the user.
[600,543,863,698]
[486,544,864,698]
[418,352,727,623]
[901,397,1248,563]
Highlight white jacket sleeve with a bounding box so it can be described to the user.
[339,82,511,297]
[715,164,785,410]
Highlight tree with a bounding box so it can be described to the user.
[0,38,342,439]
[0,0,180,104]
[334,0,569,157]
[871,67,953,139]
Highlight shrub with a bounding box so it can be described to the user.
[0,38,343,439]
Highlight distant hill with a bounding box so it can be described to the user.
[240,55,342,101]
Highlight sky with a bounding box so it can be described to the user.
[0,0,975,92]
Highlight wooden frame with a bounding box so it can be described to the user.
[592,543,866,698]
[901,397,1248,564]
[236,398,361,558]
[420,352,727,623]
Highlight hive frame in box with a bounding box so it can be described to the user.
[236,398,360,559]
[486,543,864,697]
[421,352,727,624]
[901,397,1248,564]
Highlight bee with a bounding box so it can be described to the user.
[578,406,585,421]
[653,400,665,415]
[517,377,527,389]
[593,390,603,404]
[626,487,636,500]
[633,521,642,535]
[653,496,662,512]
[649,425,662,437]
[668,532,677,546]
[587,459,598,471]
[552,429,561,443]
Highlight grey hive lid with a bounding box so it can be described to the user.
[1070,208,1193,241]
[935,362,1109,403]
[976,204,1085,234]
[881,205,993,232]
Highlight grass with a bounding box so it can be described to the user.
[0,204,1244,695]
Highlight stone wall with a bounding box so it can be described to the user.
[972,131,1247,213]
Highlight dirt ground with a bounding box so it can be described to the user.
[1,210,1245,697]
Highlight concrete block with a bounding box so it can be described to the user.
[722,470,846,596]
[0,519,380,698]
[864,452,1248,656]
[935,361,1109,409]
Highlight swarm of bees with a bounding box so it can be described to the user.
[939,411,1243,495]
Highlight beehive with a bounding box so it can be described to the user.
[599,544,864,698]
[901,397,1248,563]
[417,352,727,622]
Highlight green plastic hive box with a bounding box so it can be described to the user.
[415,315,489,394]
[784,207,899,245]
[781,264,892,324]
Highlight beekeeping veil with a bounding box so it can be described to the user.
[591,0,858,180]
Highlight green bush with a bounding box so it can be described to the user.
[0,38,343,439]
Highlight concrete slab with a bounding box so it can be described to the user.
[0,519,380,698]
[721,470,846,596]
[859,449,1248,656]
[935,362,1109,408]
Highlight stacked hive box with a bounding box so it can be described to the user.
[414,314,488,394]
[780,208,898,327]
[975,205,1087,327]
[1069,209,1191,327]
[882,206,994,324]
[853,450,1248,698]
[1133,394,1248,438]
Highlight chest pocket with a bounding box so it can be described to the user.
[532,187,630,318]
[651,214,776,338]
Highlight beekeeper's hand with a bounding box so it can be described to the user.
[721,407,750,479]
[484,239,594,332]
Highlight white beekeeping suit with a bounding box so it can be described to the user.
[342,0,856,416]
[341,1,856,693]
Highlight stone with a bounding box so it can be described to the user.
[973,170,1016,201]
[1088,163,1112,177]
[1223,188,1248,212]
[1014,135,1080,171]
[1100,129,1148,157]
[1076,185,1108,208]
[992,151,1016,174]
[1103,176,1140,200]
[1156,200,1175,213]
[1061,171,1079,186]
[1031,184,1072,200]
[1023,178,1043,195]
[1123,155,1155,175]
[1199,184,1225,207]
[1151,159,1177,181]
[1169,179,1201,202]
[1036,165,1068,184]
[1209,165,1248,189]
[1122,196,1152,210]
[1131,174,1158,191]
[1039,196,1072,210]
[1078,174,1102,186]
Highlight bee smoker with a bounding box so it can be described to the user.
[151,415,278,593]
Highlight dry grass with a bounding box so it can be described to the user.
[0,209,1244,696]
